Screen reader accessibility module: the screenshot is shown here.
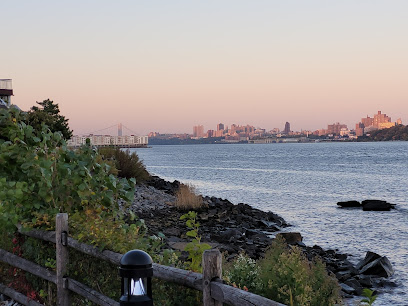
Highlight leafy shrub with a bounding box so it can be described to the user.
[224,236,342,306]
[69,209,147,254]
[174,184,203,210]
[224,253,263,292]
[98,147,150,183]
[257,236,342,306]
[0,108,135,229]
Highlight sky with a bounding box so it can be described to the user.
[2,1,407,135]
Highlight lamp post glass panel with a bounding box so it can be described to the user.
[120,250,153,306]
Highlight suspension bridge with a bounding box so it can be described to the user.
[84,123,141,137]
[68,123,149,148]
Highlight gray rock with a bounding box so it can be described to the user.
[362,199,394,211]
[356,251,382,270]
[340,283,356,294]
[344,278,363,295]
[335,270,352,281]
[357,275,373,287]
[337,201,361,208]
[360,256,394,278]
[277,232,303,244]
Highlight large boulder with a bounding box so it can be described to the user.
[337,201,361,208]
[362,200,395,211]
[356,251,382,270]
[360,256,394,278]
[277,232,303,244]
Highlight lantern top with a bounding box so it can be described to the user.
[120,250,153,269]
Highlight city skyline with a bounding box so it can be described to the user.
[2,1,407,135]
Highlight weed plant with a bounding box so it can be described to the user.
[174,184,203,210]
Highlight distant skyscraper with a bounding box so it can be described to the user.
[217,123,224,131]
[193,125,204,138]
[118,123,123,136]
[283,122,290,134]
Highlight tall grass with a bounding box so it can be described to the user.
[174,184,203,210]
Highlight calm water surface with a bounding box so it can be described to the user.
[133,142,408,305]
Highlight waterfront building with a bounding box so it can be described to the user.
[356,111,396,135]
[217,123,224,131]
[67,134,148,148]
[0,79,13,109]
[373,111,391,127]
[327,122,347,135]
[339,128,350,137]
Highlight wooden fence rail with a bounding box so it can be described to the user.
[0,213,284,306]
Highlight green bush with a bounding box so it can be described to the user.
[223,253,263,292]
[257,236,341,306]
[0,108,135,229]
[98,147,150,183]
[224,236,342,306]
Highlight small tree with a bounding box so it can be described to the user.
[26,99,73,140]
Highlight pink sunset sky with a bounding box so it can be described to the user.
[2,1,407,135]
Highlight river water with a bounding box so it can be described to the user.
[132,142,408,305]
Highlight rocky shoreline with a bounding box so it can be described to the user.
[127,176,397,298]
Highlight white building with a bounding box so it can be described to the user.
[67,134,148,148]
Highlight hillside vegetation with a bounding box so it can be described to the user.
[361,125,408,141]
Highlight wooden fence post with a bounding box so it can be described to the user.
[56,213,70,306]
[202,249,222,306]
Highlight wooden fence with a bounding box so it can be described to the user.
[0,213,284,306]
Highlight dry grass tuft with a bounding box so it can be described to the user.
[174,183,203,210]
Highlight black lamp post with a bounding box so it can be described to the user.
[119,250,153,306]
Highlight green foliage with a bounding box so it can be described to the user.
[360,288,377,305]
[224,253,263,292]
[180,211,211,272]
[361,124,408,141]
[69,209,146,254]
[224,236,342,306]
[26,99,73,140]
[98,147,150,183]
[0,108,135,228]
[0,107,207,305]
[256,236,342,306]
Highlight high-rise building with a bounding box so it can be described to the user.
[327,123,347,135]
[373,111,391,127]
[193,125,204,138]
[217,123,224,131]
[206,130,215,138]
[357,111,394,132]
[355,123,365,137]
[283,122,290,134]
